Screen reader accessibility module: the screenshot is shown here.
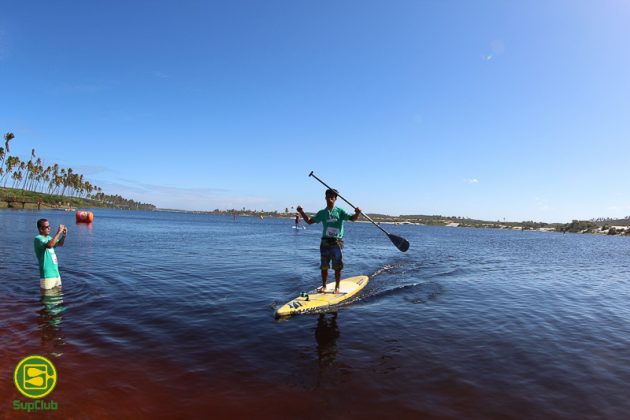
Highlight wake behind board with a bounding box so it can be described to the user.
[292,225,306,229]
[275,275,369,317]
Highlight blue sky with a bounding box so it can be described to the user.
[2,1,629,222]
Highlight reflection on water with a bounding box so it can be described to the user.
[38,287,66,357]
[315,313,339,370]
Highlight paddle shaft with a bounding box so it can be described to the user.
[308,171,392,236]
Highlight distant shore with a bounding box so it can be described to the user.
[4,189,627,236]
[378,220,630,236]
[186,209,630,237]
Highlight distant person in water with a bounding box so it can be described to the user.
[34,219,67,290]
[297,188,360,294]
[295,214,301,228]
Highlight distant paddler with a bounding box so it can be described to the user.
[34,219,67,290]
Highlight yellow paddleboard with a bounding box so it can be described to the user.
[275,275,369,317]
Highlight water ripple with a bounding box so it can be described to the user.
[3,210,630,417]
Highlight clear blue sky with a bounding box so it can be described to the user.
[2,1,629,222]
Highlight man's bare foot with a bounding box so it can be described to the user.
[317,286,327,293]
[334,288,341,294]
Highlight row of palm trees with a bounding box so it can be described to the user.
[1,132,100,197]
[1,132,155,210]
[91,193,155,210]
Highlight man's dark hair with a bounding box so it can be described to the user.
[325,189,338,198]
[37,218,48,229]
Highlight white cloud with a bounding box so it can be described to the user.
[465,178,479,184]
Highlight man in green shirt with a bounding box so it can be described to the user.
[297,189,360,294]
[34,219,67,290]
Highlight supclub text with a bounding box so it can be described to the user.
[13,399,59,412]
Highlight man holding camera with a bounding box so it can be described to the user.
[34,219,67,290]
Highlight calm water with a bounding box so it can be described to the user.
[2,209,630,418]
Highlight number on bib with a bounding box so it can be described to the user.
[326,227,340,237]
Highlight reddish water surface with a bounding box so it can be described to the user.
[1,309,414,418]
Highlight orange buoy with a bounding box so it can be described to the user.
[75,210,94,224]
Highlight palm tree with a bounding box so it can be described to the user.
[31,158,43,191]
[0,147,4,180]
[57,168,66,195]
[60,167,72,197]
[0,133,13,177]
[21,159,33,190]
[4,132,14,153]
[40,165,51,193]
[2,156,19,187]
[47,164,59,194]
[11,169,22,189]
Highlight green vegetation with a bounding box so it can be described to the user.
[559,220,599,233]
[208,208,291,218]
[0,187,155,210]
[589,216,630,227]
[556,219,630,235]
[0,131,154,210]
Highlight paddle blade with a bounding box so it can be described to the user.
[388,234,410,252]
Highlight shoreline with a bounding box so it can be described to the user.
[182,210,630,237]
[4,205,629,236]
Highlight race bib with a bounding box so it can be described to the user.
[326,227,340,237]
[51,251,58,265]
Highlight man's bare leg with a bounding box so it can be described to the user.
[318,269,328,293]
[334,269,341,294]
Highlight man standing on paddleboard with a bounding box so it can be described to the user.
[34,219,67,290]
[297,188,360,294]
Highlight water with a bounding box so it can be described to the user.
[2,209,630,418]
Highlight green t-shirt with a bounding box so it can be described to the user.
[311,206,352,239]
[34,235,61,279]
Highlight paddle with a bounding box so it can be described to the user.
[308,171,410,252]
